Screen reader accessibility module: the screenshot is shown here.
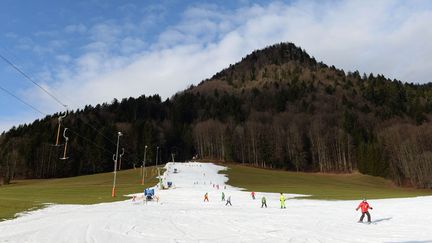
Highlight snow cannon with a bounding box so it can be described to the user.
[144,188,155,200]
[144,188,155,196]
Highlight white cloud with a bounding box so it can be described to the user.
[5,32,18,39]
[16,37,34,50]
[34,30,60,38]
[65,24,87,34]
[120,37,146,54]
[89,23,122,43]
[55,54,71,63]
[3,0,432,132]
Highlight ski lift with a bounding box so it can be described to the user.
[118,148,125,170]
[54,109,68,146]
[60,128,69,160]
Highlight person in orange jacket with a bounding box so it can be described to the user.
[356,199,373,223]
[204,192,209,202]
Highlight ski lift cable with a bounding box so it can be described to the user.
[0,52,67,109]
[80,126,132,158]
[68,122,136,161]
[0,86,113,157]
[0,45,77,108]
[67,128,114,155]
[122,152,139,161]
[78,118,117,146]
[0,49,134,156]
[0,50,118,147]
[0,48,125,147]
[0,55,124,158]
[0,45,28,70]
[0,84,47,116]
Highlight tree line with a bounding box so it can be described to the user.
[1,43,432,189]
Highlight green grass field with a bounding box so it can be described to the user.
[222,164,432,200]
[0,167,161,221]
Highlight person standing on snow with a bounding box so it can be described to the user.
[280,193,286,209]
[204,192,209,202]
[221,191,225,201]
[251,191,256,200]
[225,195,232,206]
[356,199,373,223]
[261,196,267,208]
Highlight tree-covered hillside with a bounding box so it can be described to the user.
[1,43,432,188]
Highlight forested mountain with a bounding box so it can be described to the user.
[1,43,432,188]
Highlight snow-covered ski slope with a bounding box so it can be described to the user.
[0,162,431,243]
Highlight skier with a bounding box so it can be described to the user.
[204,192,209,202]
[356,199,373,223]
[251,191,256,200]
[221,191,225,201]
[261,196,267,208]
[280,193,286,209]
[225,195,232,206]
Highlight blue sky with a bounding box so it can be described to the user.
[1,0,432,132]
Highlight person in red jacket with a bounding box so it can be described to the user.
[356,199,373,223]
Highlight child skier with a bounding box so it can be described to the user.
[280,193,286,209]
[221,191,225,201]
[261,196,267,208]
[251,191,256,200]
[204,192,209,202]
[225,195,232,206]
[356,199,373,223]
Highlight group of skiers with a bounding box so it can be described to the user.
[203,191,287,209]
[205,191,233,205]
[204,190,373,222]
